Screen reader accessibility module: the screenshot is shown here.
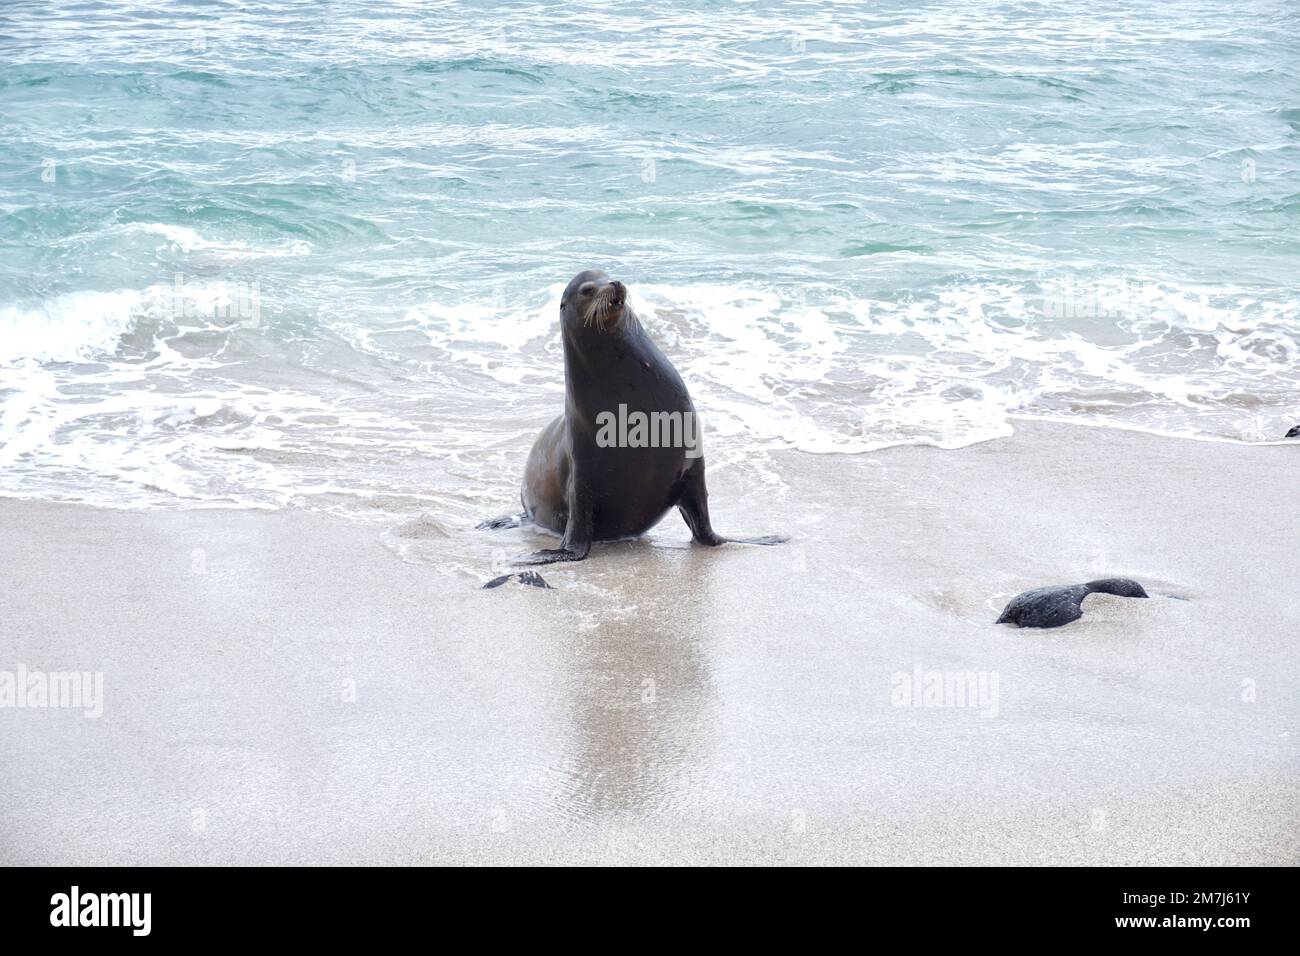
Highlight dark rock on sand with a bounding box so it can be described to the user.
[996,577,1148,629]
[482,571,553,590]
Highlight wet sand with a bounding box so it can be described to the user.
[1,420,1296,864]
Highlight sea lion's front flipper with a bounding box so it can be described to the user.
[515,469,593,565]
[676,459,787,548]
[515,546,588,565]
[720,534,788,546]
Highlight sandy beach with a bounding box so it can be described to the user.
[1,420,1296,865]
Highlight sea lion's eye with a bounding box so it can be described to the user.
[579,282,596,296]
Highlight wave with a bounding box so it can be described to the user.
[1,273,1296,514]
[0,290,145,364]
[126,223,313,261]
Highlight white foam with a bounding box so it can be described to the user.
[2,277,1297,513]
[130,223,313,260]
[0,290,144,364]
[374,278,1300,456]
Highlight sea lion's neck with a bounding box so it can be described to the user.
[561,321,687,426]
[561,320,646,373]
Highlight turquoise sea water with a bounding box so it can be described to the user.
[1,0,1297,513]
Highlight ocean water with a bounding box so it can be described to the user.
[2,0,1298,517]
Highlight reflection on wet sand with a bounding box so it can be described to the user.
[556,545,724,820]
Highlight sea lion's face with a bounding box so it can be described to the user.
[561,269,629,333]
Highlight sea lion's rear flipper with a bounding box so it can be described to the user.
[477,513,525,531]
[676,459,786,548]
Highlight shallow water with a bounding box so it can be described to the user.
[2,0,1297,514]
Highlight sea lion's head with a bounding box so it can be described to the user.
[561,269,632,334]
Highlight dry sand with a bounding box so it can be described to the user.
[1,420,1296,864]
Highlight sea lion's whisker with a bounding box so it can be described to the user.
[584,289,623,331]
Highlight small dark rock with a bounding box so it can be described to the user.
[482,571,553,590]
[477,513,524,530]
[997,577,1148,629]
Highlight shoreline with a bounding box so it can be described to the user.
[2,414,1297,518]
[2,420,1297,865]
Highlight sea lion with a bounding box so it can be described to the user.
[996,578,1148,629]
[1285,425,1300,439]
[492,269,785,565]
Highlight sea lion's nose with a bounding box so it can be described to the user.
[608,280,626,304]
